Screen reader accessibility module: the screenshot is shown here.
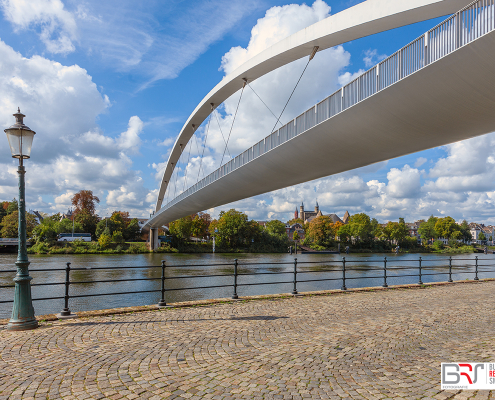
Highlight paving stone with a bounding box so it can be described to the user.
[0,282,494,398]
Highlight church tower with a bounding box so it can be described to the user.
[300,202,304,221]
[294,207,298,220]
[315,201,319,213]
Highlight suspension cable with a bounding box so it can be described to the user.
[182,126,195,191]
[220,80,246,166]
[173,144,183,199]
[197,106,213,182]
[213,108,232,160]
[269,46,318,135]
[247,82,284,128]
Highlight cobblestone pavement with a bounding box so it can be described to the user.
[1,282,495,399]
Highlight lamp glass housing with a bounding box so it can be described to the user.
[6,129,35,159]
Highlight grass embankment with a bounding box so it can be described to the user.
[27,241,178,255]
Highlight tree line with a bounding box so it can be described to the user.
[0,191,142,247]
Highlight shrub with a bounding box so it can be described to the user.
[98,233,112,249]
[112,231,125,244]
[432,240,444,251]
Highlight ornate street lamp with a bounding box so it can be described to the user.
[4,108,38,331]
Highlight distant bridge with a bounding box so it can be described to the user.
[145,0,495,248]
[0,238,32,247]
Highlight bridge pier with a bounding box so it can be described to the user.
[148,228,159,251]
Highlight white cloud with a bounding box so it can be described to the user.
[414,157,427,168]
[363,48,387,68]
[0,40,154,216]
[1,0,76,54]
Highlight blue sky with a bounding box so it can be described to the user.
[0,0,493,224]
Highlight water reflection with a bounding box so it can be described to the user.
[0,252,494,318]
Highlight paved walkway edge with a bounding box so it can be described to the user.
[1,278,493,326]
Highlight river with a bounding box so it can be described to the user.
[0,252,493,319]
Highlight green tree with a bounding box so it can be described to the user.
[96,218,117,238]
[124,218,142,241]
[112,230,125,244]
[98,233,112,249]
[265,220,286,237]
[348,213,373,243]
[337,224,352,243]
[74,209,99,239]
[169,215,194,243]
[418,216,438,243]
[389,218,409,244]
[213,209,250,248]
[305,215,335,248]
[478,232,486,242]
[0,211,37,238]
[293,231,300,242]
[6,199,18,215]
[459,220,472,242]
[434,216,461,240]
[191,212,211,240]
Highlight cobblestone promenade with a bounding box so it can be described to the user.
[1,281,495,399]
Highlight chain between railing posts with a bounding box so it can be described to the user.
[475,256,479,280]
[418,257,423,285]
[158,260,167,307]
[232,259,239,299]
[341,257,347,291]
[383,257,388,288]
[59,262,72,316]
[448,256,453,282]
[292,258,298,295]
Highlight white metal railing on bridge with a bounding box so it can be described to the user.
[162,0,495,212]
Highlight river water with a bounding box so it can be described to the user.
[0,252,494,318]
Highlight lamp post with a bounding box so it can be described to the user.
[4,108,38,331]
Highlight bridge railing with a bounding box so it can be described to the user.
[0,256,493,318]
[162,0,495,212]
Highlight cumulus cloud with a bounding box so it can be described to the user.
[1,0,77,54]
[362,48,387,68]
[0,39,154,216]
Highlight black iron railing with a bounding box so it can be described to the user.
[0,256,493,318]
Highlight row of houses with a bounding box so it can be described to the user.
[405,221,494,245]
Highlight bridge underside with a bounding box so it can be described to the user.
[148,30,495,228]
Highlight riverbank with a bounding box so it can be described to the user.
[1,280,493,398]
[22,241,477,255]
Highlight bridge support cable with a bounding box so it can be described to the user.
[173,144,184,199]
[213,107,232,161]
[197,106,214,183]
[247,82,285,128]
[220,80,247,166]
[269,46,319,135]
[182,125,195,192]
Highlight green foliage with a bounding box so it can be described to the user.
[435,216,462,240]
[418,216,438,242]
[211,209,250,248]
[98,233,112,249]
[337,224,352,243]
[125,218,141,241]
[293,231,300,241]
[478,232,486,241]
[432,240,445,251]
[348,213,374,242]
[74,209,98,239]
[6,199,18,215]
[459,220,472,242]
[112,230,125,244]
[265,220,286,237]
[170,215,194,243]
[305,215,335,248]
[0,211,37,238]
[96,218,117,238]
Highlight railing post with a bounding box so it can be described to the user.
[341,257,347,291]
[475,256,479,281]
[232,259,239,299]
[292,258,298,295]
[418,257,423,285]
[383,257,388,288]
[424,32,429,67]
[158,260,167,307]
[59,262,72,317]
[448,256,453,282]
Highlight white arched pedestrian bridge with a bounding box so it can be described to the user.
[145,0,495,245]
